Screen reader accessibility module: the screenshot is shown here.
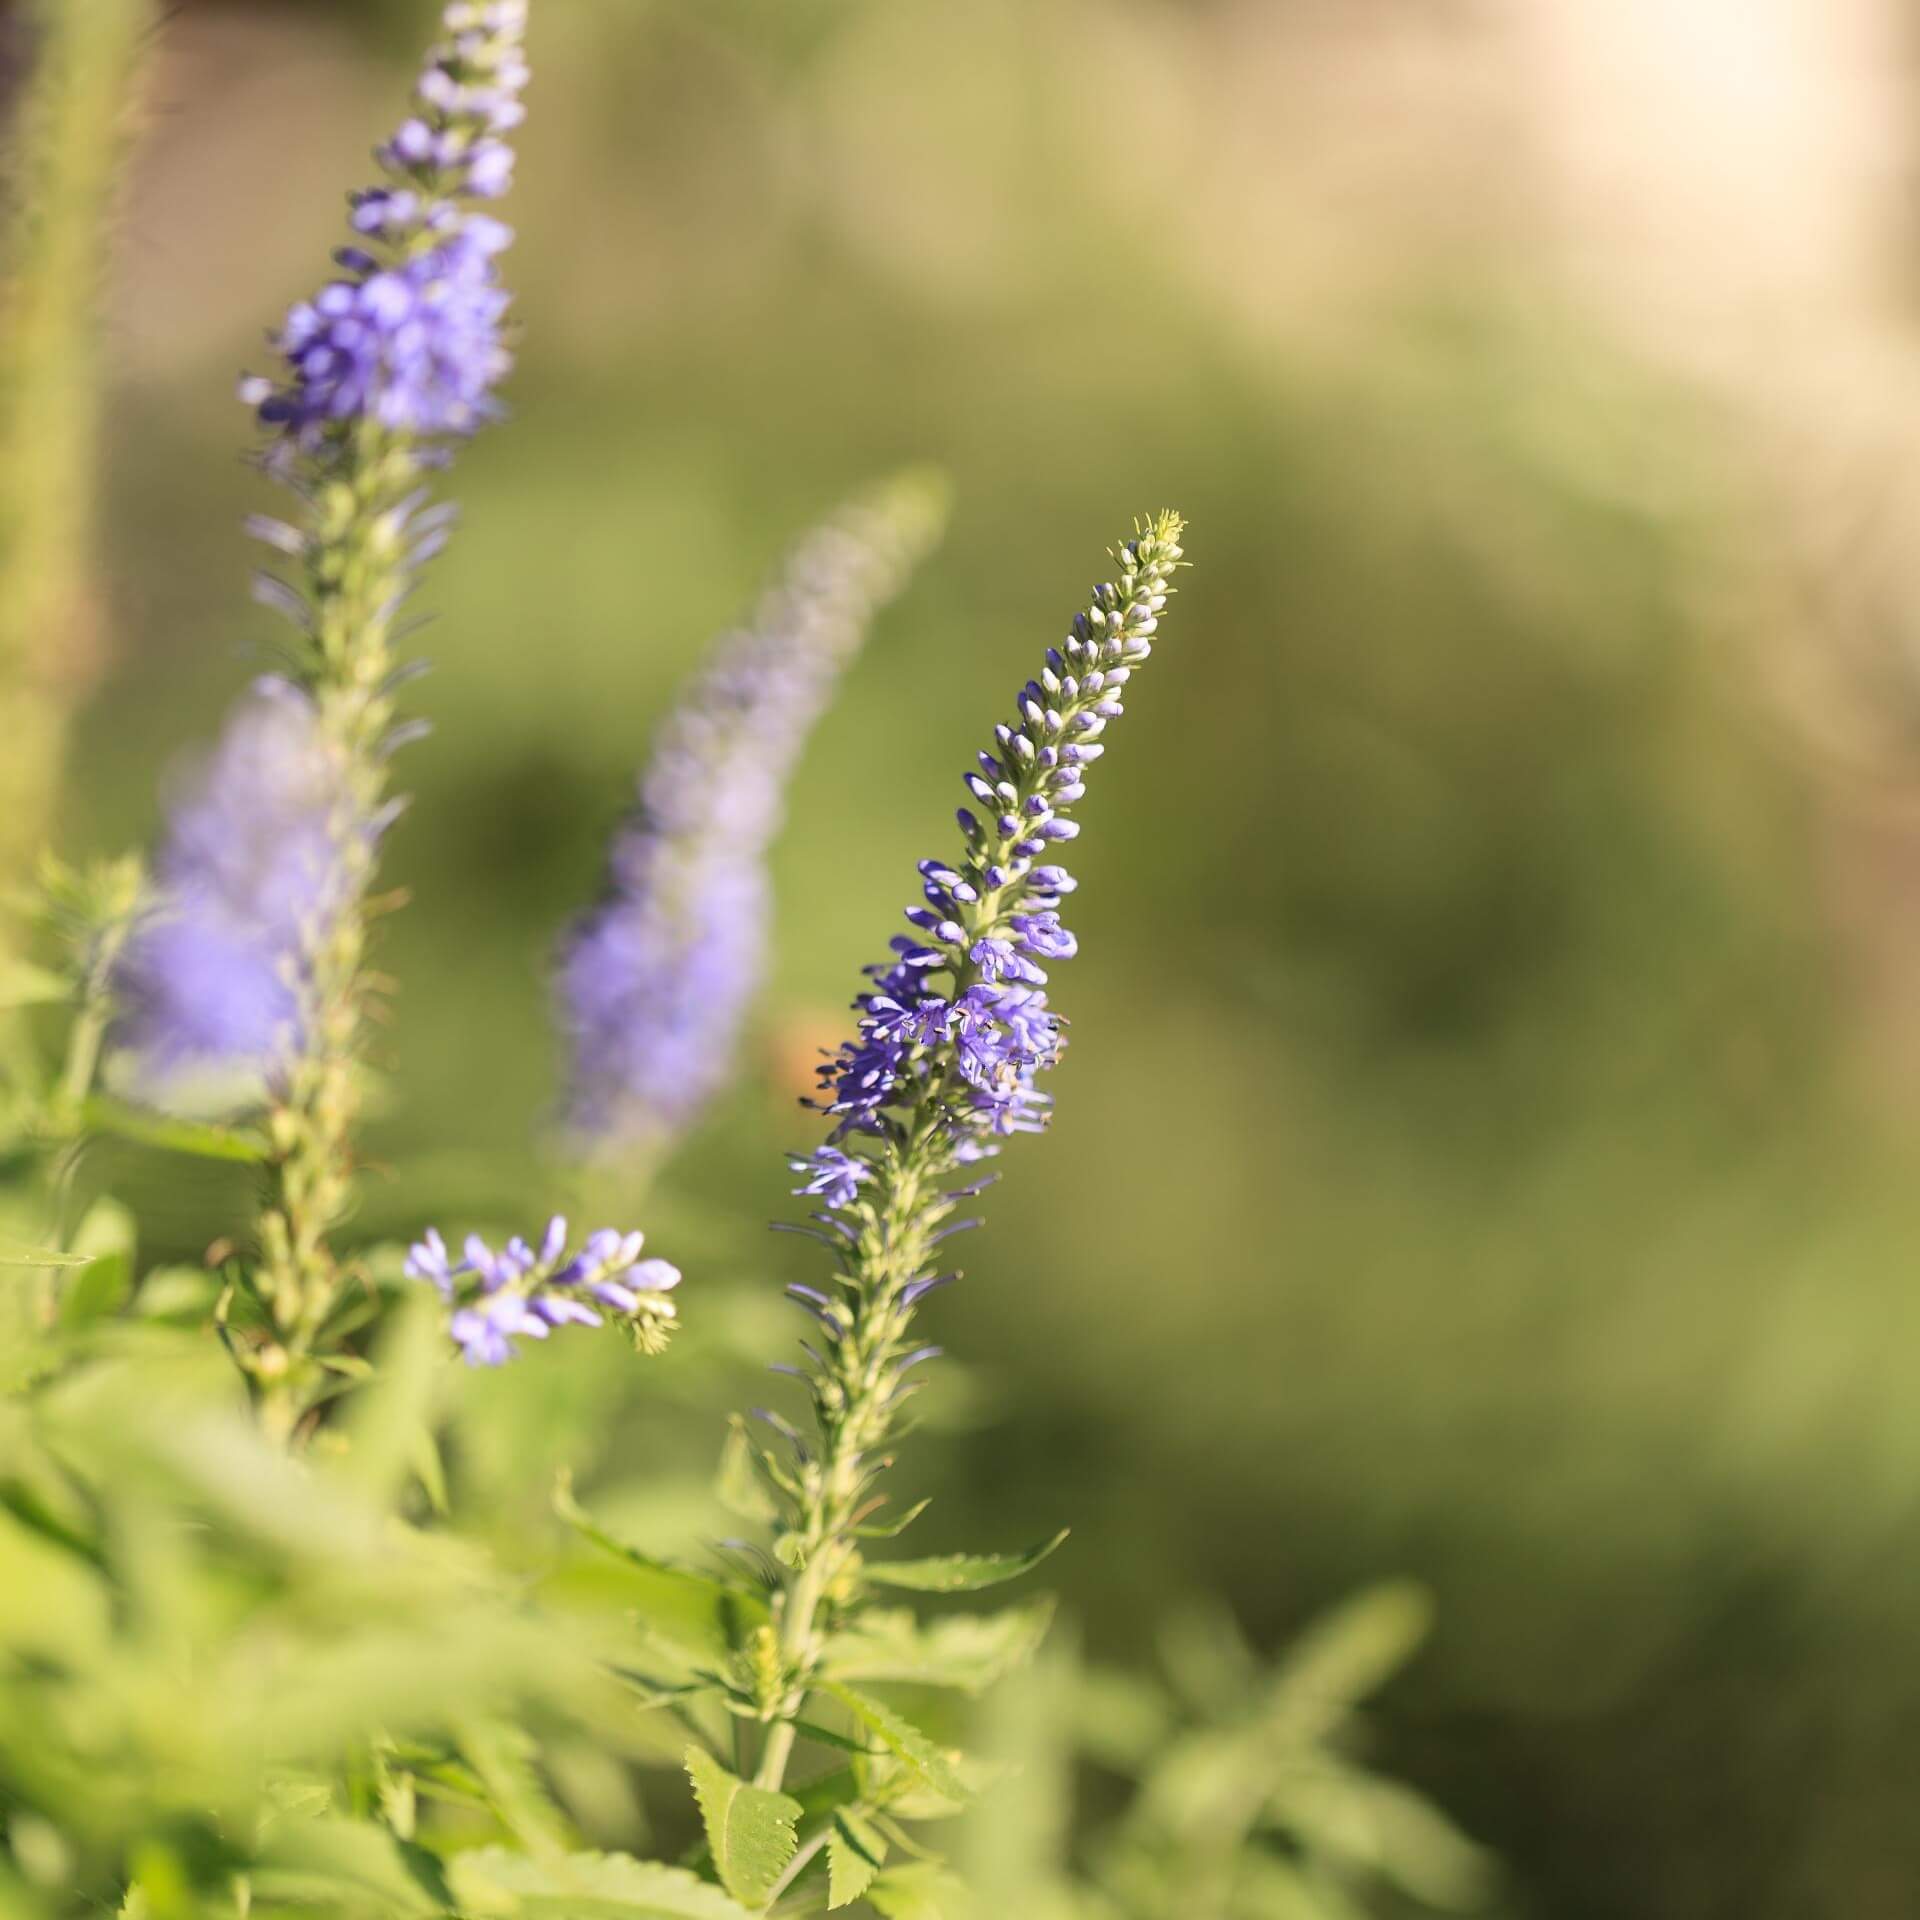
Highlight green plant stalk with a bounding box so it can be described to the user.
[0,0,152,901]
[52,895,138,1131]
[252,433,426,1439]
[754,1142,944,1789]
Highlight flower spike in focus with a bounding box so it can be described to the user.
[404,1214,681,1366]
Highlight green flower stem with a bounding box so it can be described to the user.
[0,0,152,921]
[252,432,426,1429]
[755,1122,950,1790]
[52,893,138,1130]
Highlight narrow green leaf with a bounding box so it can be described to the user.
[56,1197,136,1326]
[864,1863,970,1919]
[448,1847,755,1918]
[817,1683,968,1803]
[556,1474,770,1662]
[684,1746,802,1909]
[249,1816,446,1916]
[334,1293,441,1512]
[1265,1581,1432,1735]
[823,1600,1056,1694]
[853,1498,932,1541]
[0,960,69,1009]
[80,1095,268,1163]
[716,1417,780,1523]
[130,1265,221,1324]
[412,1425,450,1515]
[827,1810,889,1911]
[462,1716,574,1854]
[0,1241,89,1269]
[862,1530,1067,1593]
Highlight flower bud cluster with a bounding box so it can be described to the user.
[404,1214,680,1366]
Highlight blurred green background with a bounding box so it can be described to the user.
[56,0,1920,1913]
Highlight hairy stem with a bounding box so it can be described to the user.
[758,1116,949,1790]
[253,434,422,1413]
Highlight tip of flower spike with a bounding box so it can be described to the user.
[245,0,529,451]
[412,1213,679,1366]
[864,465,953,554]
[1116,510,1187,570]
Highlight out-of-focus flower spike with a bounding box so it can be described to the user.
[553,471,949,1165]
[153,1,536,1437]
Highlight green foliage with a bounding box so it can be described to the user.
[450,1848,757,1918]
[820,1601,1057,1694]
[860,1533,1068,1595]
[559,1475,772,1665]
[684,1747,802,1908]
[0,963,68,1013]
[862,1864,972,1919]
[0,11,1555,1920]
[964,1589,1493,1920]
[817,1685,970,1806]
[826,1810,890,1911]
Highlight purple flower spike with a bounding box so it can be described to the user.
[554,477,947,1162]
[404,1210,680,1366]
[794,513,1187,1273]
[244,0,529,451]
[111,689,354,1109]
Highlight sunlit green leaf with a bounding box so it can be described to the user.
[1265,1582,1431,1738]
[448,1847,755,1918]
[715,1416,781,1524]
[817,1683,969,1803]
[685,1745,801,1908]
[854,1498,932,1541]
[827,1808,889,1910]
[822,1600,1055,1693]
[56,1196,136,1327]
[862,1530,1067,1594]
[249,1815,448,1915]
[556,1474,770,1662]
[80,1094,269,1163]
[0,1239,89,1269]
[1269,1764,1493,1910]
[0,959,70,1009]
[864,1862,970,1918]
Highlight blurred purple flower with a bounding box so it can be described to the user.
[112,687,349,1108]
[555,478,947,1161]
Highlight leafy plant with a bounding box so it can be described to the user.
[0,7,1494,1920]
